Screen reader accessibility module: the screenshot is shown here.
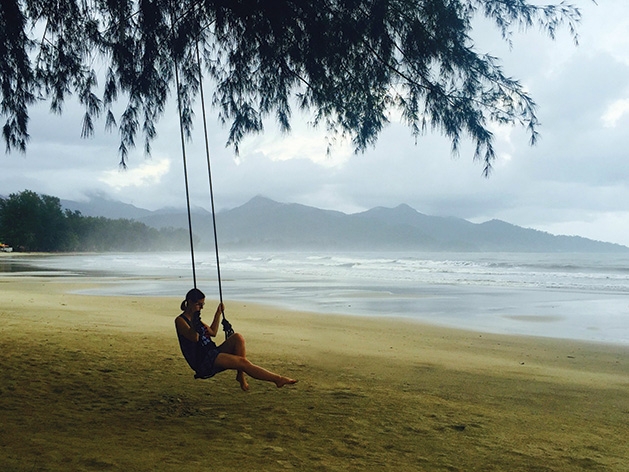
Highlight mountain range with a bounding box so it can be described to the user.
[61,195,629,253]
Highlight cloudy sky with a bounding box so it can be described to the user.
[3,1,629,247]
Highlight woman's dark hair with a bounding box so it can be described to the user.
[181,288,205,311]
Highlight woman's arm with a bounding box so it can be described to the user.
[175,316,199,342]
[205,303,224,337]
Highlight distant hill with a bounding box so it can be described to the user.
[61,195,629,253]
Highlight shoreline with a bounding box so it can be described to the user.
[2,270,627,349]
[3,274,627,385]
[2,251,628,346]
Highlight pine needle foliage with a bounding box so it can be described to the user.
[1,0,583,174]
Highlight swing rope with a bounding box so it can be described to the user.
[171,6,233,338]
[173,51,197,289]
[195,39,234,338]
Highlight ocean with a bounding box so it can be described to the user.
[3,251,629,345]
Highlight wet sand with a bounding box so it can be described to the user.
[1,275,628,471]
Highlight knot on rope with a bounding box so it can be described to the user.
[190,310,203,333]
[222,317,234,338]
[191,311,214,347]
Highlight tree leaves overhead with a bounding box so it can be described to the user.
[1,0,582,173]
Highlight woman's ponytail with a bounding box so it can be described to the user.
[181,288,205,312]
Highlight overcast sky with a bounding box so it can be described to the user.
[3,1,629,247]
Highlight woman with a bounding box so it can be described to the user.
[175,288,297,391]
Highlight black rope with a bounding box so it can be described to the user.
[196,42,222,304]
[171,8,197,289]
[195,40,234,338]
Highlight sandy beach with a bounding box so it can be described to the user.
[1,274,628,471]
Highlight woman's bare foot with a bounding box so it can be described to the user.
[236,372,250,391]
[275,376,298,388]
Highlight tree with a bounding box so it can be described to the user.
[0,190,67,251]
[0,190,192,252]
[1,0,583,174]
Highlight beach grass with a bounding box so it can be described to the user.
[1,275,628,471]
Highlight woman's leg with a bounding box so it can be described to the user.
[218,333,247,356]
[217,333,248,389]
[213,351,297,390]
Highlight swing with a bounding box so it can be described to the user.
[172,13,234,343]
[167,6,298,390]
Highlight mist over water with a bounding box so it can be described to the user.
[5,251,629,345]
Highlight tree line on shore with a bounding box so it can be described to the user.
[0,190,190,252]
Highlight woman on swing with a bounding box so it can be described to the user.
[175,288,297,391]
